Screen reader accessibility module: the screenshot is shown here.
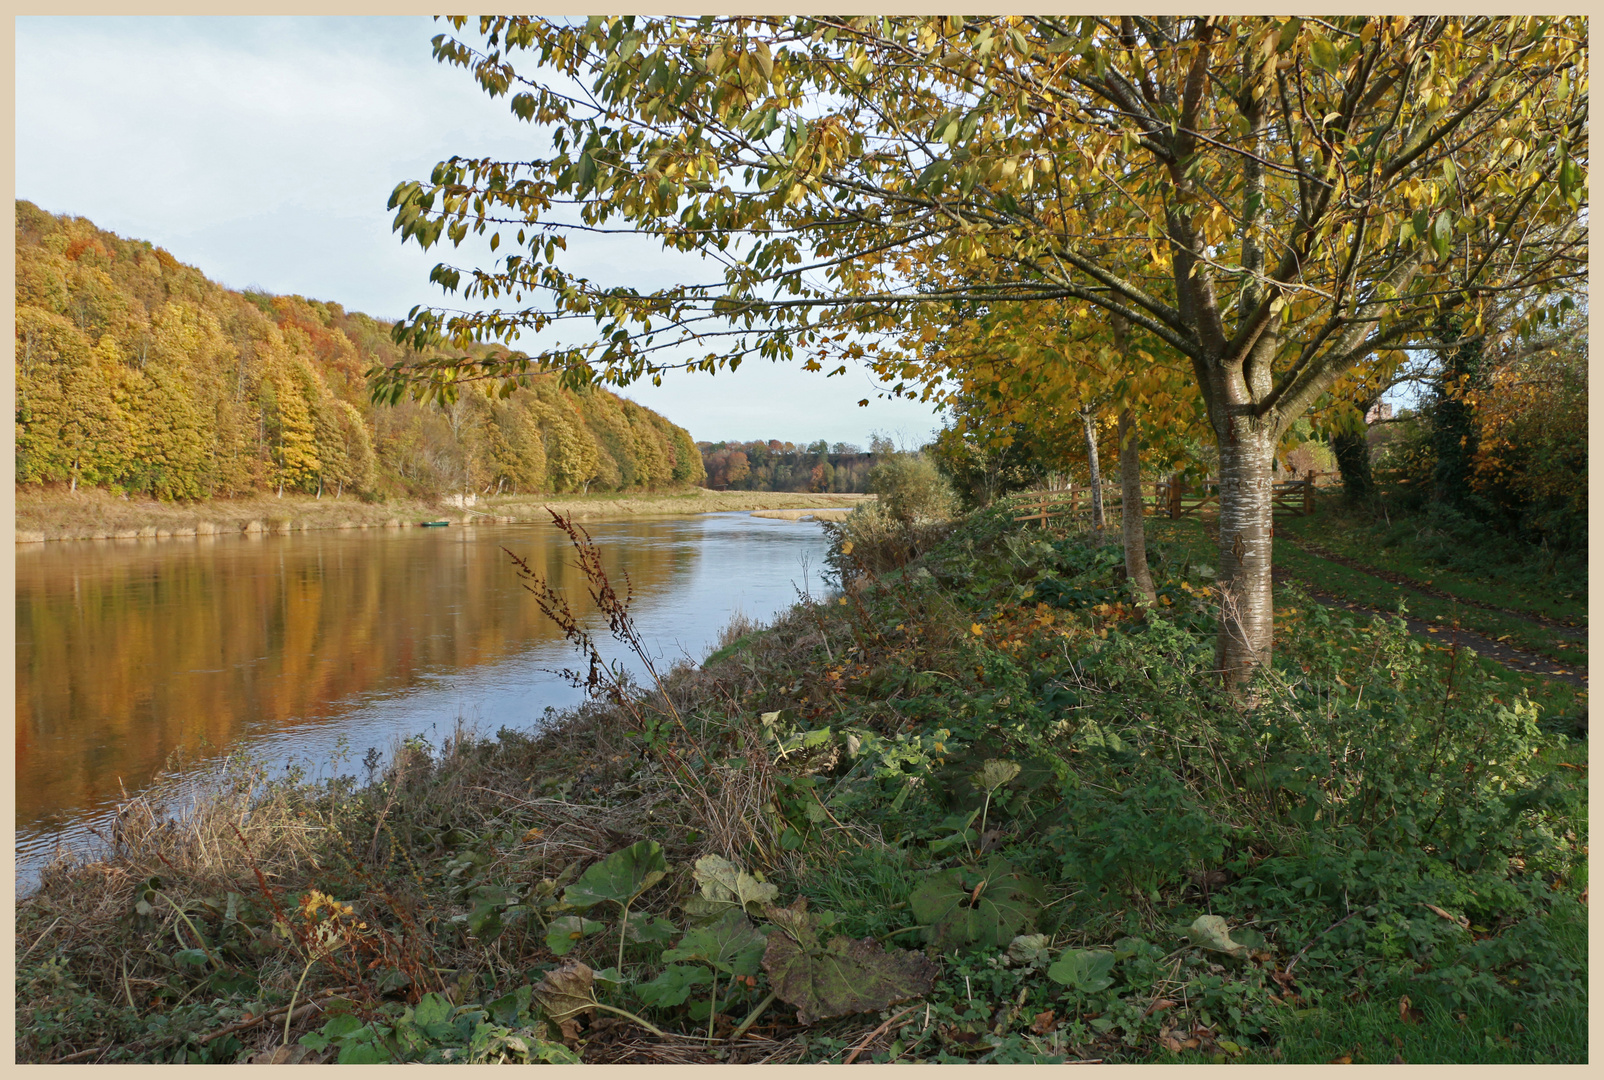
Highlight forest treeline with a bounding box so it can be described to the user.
[14,202,704,502]
[697,437,891,493]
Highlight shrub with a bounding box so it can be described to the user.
[867,450,956,529]
[822,449,957,579]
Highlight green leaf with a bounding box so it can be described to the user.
[634,964,713,1008]
[661,910,767,977]
[1558,155,1580,201]
[1431,210,1453,262]
[624,911,680,944]
[761,916,940,1025]
[411,992,456,1039]
[573,152,597,194]
[1047,948,1117,993]
[909,860,1045,950]
[913,159,948,193]
[320,1013,365,1039]
[545,915,606,956]
[1309,36,1337,71]
[563,840,668,910]
[486,985,533,1027]
[337,1041,390,1064]
[172,948,210,969]
[466,885,522,941]
[928,828,977,855]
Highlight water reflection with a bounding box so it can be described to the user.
[16,513,827,883]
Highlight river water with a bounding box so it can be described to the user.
[15,512,832,890]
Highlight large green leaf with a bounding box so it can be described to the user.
[563,840,668,910]
[544,915,605,956]
[633,964,713,1008]
[1046,948,1116,993]
[623,911,679,944]
[660,910,767,977]
[909,859,1045,950]
[410,992,457,1040]
[762,913,939,1025]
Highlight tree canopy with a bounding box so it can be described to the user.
[378,15,1585,683]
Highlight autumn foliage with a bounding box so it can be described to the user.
[14,202,704,502]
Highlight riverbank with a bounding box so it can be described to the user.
[16,502,1584,1064]
[13,486,874,543]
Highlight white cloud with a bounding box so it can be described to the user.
[16,15,944,446]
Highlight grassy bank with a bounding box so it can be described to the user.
[16,502,1585,1064]
[1156,513,1586,735]
[1272,538,1588,670]
[1275,497,1586,628]
[1146,509,1588,677]
[14,486,874,543]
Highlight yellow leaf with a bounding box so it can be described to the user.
[971,623,985,636]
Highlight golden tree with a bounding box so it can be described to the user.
[378,16,1586,683]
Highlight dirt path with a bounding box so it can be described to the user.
[1273,568,1588,690]
[1278,533,1586,636]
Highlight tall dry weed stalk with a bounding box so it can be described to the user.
[504,509,751,845]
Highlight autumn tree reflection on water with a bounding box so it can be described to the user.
[15,523,692,832]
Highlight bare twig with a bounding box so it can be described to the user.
[843,1003,921,1064]
[19,915,65,962]
[198,985,358,1045]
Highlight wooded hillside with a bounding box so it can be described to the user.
[698,438,880,493]
[14,201,704,501]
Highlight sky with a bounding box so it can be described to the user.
[14,15,945,449]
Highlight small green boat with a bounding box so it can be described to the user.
[419,520,451,528]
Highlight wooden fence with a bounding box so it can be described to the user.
[1012,473,1337,528]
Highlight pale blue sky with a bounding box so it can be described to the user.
[15,15,944,447]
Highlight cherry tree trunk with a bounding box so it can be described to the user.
[1214,426,1277,687]
[1117,409,1157,606]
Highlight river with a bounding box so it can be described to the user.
[15,512,833,891]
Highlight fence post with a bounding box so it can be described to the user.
[1169,475,1182,519]
[1303,477,1313,515]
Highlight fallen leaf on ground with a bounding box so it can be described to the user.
[534,960,597,1024]
[1420,903,1469,929]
